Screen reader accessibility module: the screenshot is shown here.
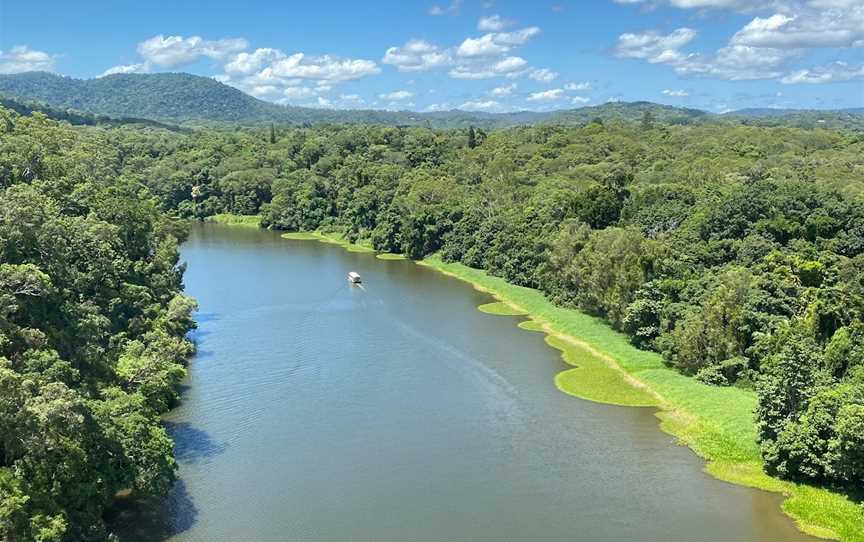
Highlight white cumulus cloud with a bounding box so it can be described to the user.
[379,90,415,100]
[425,103,454,112]
[781,61,864,83]
[281,87,319,100]
[527,88,565,101]
[429,0,462,16]
[457,27,541,57]
[457,34,511,57]
[614,27,800,80]
[564,81,592,91]
[449,56,531,79]
[613,0,864,85]
[614,28,697,64]
[268,53,380,82]
[460,99,500,111]
[224,48,285,76]
[490,83,517,96]
[383,24,543,82]
[0,45,56,74]
[478,15,514,31]
[137,35,248,68]
[528,68,558,82]
[100,62,149,77]
[731,8,864,49]
[382,40,453,71]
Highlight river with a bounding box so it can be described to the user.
[113,223,814,541]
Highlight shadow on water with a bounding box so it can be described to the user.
[187,312,220,342]
[107,420,226,541]
[166,421,228,465]
[193,312,220,324]
[175,383,192,396]
[107,480,198,542]
[188,328,211,342]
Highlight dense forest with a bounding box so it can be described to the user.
[1,103,864,539]
[1,72,862,130]
[0,96,186,131]
[0,108,196,540]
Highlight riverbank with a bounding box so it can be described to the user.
[418,255,863,542]
[205,213,262,227]
[282,230,406,260]
[210,217,863,541]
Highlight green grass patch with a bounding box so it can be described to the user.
[205,213,261,227]
[280,231,375,252]
[315,232,375,253]
[545,334,657,407]
[477,302,527,316]
[281,232,322,241]
[376,253,407,260]
[556,368,657,407]
[518,319,545,332]
[418,255,864,541]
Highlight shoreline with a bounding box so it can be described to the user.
[205,213,263,228]
[416,256,862,542]
[219,219,862,541]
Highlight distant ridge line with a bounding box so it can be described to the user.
[0,71,860,130]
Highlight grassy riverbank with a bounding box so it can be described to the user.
[205,213,262,227]
[418,255,864,542]
[216,220,863,541]
[282,230,375,253]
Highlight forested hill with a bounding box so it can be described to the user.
[722,108,864,131]
[0,95,187,131]
[0,71,486,126]
[1,71,861,129]
[0,72,296,124]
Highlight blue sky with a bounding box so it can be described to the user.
[1,0,861,112]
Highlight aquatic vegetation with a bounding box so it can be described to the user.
[477,302,527,316]
[545,335,657,407]
[517,319,545,332]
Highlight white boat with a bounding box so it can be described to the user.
[347,271,362,284]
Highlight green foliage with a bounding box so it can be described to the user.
[3,100,864,538]
[0,95,185,130]
[0,106,195,540]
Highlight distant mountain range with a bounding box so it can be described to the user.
[723,107,864,118]
[0,71,861,130]
[0,95,189,131]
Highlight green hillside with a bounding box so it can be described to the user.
[0,72,861,130]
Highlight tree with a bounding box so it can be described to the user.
[666,267,755,378]
[756,328,823,465]
[641,110,655,131]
